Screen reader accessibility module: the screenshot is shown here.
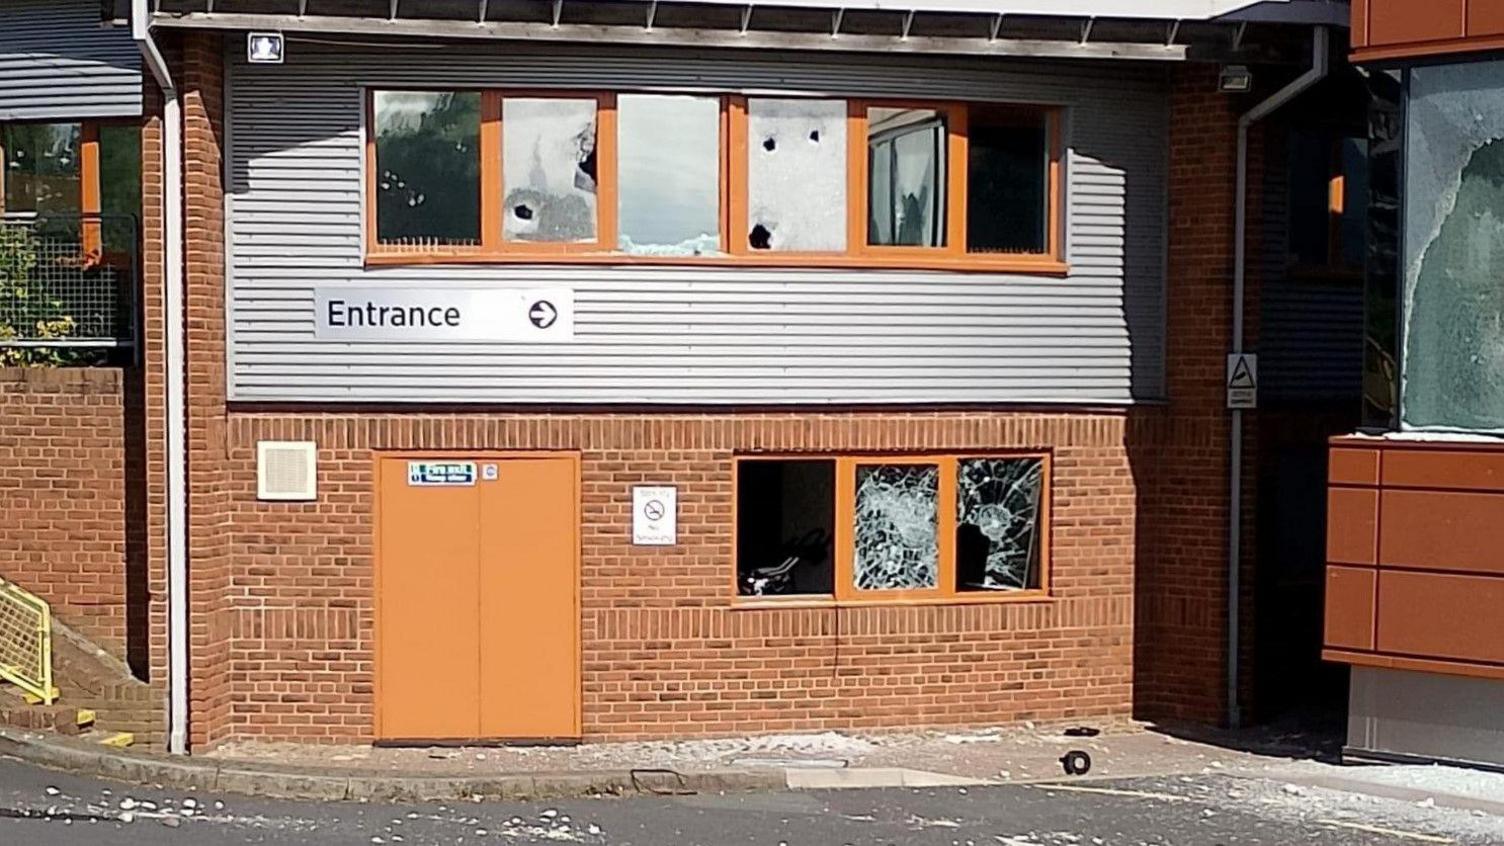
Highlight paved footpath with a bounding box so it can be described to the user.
[4,754,1503,846]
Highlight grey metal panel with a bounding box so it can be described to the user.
[1260,277,1364,402]
[226,43,1167,404]
[1348,667,1504,770]
[1255,135,1363,404]
[0,0,143,121]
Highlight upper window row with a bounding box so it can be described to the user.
[366,90,1064,272]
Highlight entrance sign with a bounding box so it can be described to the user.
[632,486,677,546]
[315,287,573,342]
[1226,353,1258,409]
[408,461,478,486]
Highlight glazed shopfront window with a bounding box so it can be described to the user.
[1401,60,1504,431]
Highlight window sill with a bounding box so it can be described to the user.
[730,591,1053,610]
[364,251,1070,276]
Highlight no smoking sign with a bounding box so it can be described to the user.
[632,486,677,546]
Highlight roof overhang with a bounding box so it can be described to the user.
[144,0,1342,63]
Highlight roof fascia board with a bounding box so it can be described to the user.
[151,11,1190,60]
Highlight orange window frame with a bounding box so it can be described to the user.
[730,451,1052,608]
[364,89,1066,275]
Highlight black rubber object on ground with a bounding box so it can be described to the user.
[1059,750,1092,776]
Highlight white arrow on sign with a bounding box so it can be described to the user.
[528,300,558,329]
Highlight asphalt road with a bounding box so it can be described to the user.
[0,754,1493,845]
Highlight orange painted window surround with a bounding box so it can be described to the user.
[364,89,1067,275]
[731,452,1052,608]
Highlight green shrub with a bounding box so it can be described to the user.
[0,225,81,366]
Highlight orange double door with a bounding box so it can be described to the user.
[375,453,580,743]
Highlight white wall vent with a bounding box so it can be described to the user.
[257,441,317,501]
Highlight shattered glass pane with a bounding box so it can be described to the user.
[372,91,481,247]
[746,98,847,252]
[1403,61,1504,430]
[956,458,1044,591]
[618,94,722,256]
[853,464,938,591]
[503,97,598,243]
[867,107,946,247]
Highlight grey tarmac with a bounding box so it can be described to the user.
[0,754,1497,846]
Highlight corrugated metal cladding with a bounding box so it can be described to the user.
[226,44,1168,405]
[0,0,142,121]
[1255,134,1364,404]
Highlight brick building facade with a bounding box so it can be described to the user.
[0,3,1363,750]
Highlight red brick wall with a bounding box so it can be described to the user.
[181,32,236,749]
[0,368,132,658]
[215,412,1141,742]
[1133,64,1247,726]
[169,42,1257,744]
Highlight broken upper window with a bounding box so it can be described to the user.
[745,98,848,252]
[618,94,721,256]
[967,107,1051,255]
[867,107,947,248]
[502,97,599,244]
[372,91,482,249]
[1401,60,1504,431]
[363,90,1063,269]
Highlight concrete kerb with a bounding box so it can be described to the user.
[0,729,789,802]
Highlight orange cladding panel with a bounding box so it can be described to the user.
[1470,2,1504,37]
[478,456,580,740]
[1367,0,1465,46]
[376,459,482,740]
[1379,489,1504,575]
[1324,566,1377,652]
[1326,487,1378,565]
[1377,571,1504,665]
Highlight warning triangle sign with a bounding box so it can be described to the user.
[1228,355,1255,390]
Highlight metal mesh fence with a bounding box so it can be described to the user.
[0,213,137,348]
[0,577,53,704]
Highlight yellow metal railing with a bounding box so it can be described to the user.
[0,576,54,705]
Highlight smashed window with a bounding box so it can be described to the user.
[502,97,598,243]
[745,98,847,252]
[618,94,721,256]
[1402,60,1504,430]
[956,457,1044,591]
[735,460,835,597]
[967,107,1050,254]
[867,107,947,247]
[853,464,939,591]
[2,123,82,213]
[372,91,481,248]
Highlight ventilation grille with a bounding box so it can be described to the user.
[256,441,317,501]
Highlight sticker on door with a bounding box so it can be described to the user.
[408,461,477,486]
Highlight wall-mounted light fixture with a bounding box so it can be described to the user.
[1218,64,1253,93]
[247,31,285,64]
